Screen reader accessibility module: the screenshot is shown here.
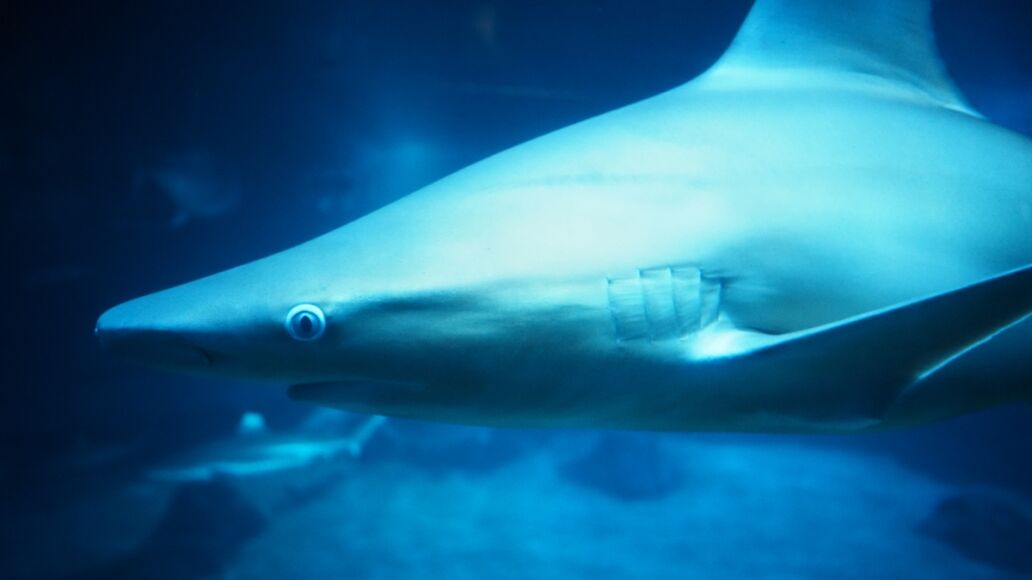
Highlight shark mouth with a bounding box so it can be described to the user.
[97,327,213,369]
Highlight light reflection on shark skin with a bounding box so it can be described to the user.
[97,0,1032,433]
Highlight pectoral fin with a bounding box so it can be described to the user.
[725,263,1032,427]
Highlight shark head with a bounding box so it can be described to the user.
[93,221,562,422]
[95,239,353,384]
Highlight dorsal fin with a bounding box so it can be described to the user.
[703,0,976,114]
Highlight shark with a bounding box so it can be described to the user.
[97,0,1032,433]
[145,412,385,483]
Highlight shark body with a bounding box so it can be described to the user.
[97,0,1032,433]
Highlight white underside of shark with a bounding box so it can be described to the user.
[97,0,1032,433]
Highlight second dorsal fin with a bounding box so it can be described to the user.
[702,0,976,114]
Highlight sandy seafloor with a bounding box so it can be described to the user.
[5,429,1029,580]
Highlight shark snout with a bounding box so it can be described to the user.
[96,300,213,370]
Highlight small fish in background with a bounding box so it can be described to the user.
[132,149,240,229]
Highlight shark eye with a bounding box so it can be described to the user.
[285,304,325,341]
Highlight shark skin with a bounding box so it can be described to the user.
[96,0,1032,433]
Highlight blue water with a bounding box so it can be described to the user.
[4,1,1032,578]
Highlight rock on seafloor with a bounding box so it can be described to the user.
[920,489,1032,576]
[558,432,684,500]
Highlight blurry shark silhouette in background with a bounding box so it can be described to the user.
[133,149,241,229]
[98,0,1032,433]
[145,412,385,483]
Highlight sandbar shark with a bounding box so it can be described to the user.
[97,0,1032,433]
